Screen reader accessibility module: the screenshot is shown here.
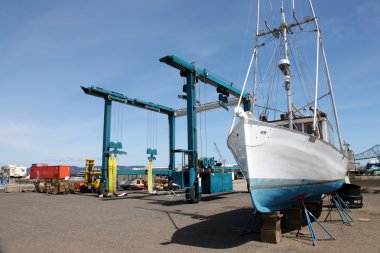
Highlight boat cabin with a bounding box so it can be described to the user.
[269,116,335,145]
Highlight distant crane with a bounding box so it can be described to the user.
[354,145,380,161]
[214,142,226,166]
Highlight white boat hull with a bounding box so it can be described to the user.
[227,118,348,212]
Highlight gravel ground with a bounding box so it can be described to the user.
[0,181,379,253]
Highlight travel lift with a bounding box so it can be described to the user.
[81,55,251,202]
[81,86,176,197]
[160,55,251,202]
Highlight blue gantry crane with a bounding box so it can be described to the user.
[81,86,176,195]
[160,55,251,202]
[82,55,251,202]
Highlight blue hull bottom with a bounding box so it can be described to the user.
[248,178,345,213]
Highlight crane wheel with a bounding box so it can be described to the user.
[98,182,108,197]
[186,183,201,204]
[80,185,87,193]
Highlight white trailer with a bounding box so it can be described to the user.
[1,165,27,178]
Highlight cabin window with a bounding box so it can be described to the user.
[303,122,325,139]
[278,123,302,131]
[294,123,303,132]
[304,123,313,134]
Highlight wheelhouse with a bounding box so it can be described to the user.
[269,116,335,145]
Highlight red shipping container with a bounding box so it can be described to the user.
[30,165,71,179]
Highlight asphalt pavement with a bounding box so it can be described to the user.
[1,181,379,253]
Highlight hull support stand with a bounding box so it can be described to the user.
[324,193,353,226]
[296,197,335,246]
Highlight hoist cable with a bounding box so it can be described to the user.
[155,112,158,150]
[204,83,208,157]
[198,83,203,157]
[117,103,121,142]
[121,103,124,144]
[146,110,150,148]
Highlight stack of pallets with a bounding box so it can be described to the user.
[35,179,69,194]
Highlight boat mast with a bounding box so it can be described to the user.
[308,0,345,152]
[312,8,320,136]
[279,4,293,130]
[252,0,260,114]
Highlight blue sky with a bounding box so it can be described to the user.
[0,0,379,167]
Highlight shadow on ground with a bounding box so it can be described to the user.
[157,207,260,249]
[144,192,244,206]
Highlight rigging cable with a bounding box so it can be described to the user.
[288,32,314,106]
[237,0,255,85]
[229,0,260,134]
[263,37,282,116]
[288,35,311,105]
[312,17,320,134]
[229,0,260,129]
[146,109,157,150]
[269,0,276,25]
[229,46,256,135]
[257,36,280,116]
[273,68,280,120]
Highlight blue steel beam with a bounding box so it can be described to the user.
[186,72,197,173]
[168,115,175,174]
[118,169,170,176]
[159,55,251,111]
[81,86,176,115]
[102,99,112,190]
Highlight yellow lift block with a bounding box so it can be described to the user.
[108,155,117,194]
[147,148,157,194]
